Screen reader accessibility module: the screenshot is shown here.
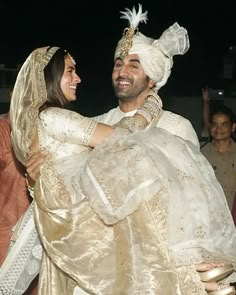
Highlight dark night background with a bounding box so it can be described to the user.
[1,1,236,116]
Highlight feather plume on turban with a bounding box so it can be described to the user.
[114,4,190,91]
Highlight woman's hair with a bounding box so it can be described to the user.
[210,105,236,125]
[39,47,70,112]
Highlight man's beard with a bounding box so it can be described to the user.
[114,90,137,102]
[112,76,150,103]
[113,83,140,103]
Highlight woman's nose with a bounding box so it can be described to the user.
[75,74,81,84]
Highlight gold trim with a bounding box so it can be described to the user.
[119,27,138,59]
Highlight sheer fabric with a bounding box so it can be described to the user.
[35,126,206,295]
[10,46,60,166]
[79,128,236,266]
[0,203,41,294]
[34,125,236,294]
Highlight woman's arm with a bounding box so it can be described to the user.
[42,92,161,148]
[27,93,161,181]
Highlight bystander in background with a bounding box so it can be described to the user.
[201,86,236,222]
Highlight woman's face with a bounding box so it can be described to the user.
[60,56,81,102]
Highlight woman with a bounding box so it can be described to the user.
[6,46,170,294]
[7,45,236,295]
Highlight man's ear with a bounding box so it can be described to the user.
[232,123,236,133]
[148,79,155,89]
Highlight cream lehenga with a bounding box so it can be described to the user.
[3,43,236,294]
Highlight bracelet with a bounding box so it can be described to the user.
[136,92,163,123]
[115,117,146,132]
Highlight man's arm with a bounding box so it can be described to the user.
[26,151,48,183]
[201,86,210,137]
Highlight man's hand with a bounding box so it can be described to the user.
[201,85,210,137]
[26,151,48,183]
[202,85,210,103]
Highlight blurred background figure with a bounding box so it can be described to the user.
[0,88,38,294]
[201,87,236,215]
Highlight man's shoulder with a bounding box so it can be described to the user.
[94,107,121,124]
[158,110,200,148]
[158,110,193,129]
[161,110,190,122]
[102,107,120,116]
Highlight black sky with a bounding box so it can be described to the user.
[1,1,235,114]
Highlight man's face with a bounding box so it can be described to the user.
[112,54,153,102]
[210,113,235,141]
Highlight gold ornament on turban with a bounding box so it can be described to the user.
[119,3,148,58]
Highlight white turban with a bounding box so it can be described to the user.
[114,21,190,91]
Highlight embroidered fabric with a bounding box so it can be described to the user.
[94,106,200,149]
[33,126,236,294]
[10,46,60,166]
[115,116,146,132]
[0,203,42,294]
[8,46,236,294]
[77,128,236,271]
